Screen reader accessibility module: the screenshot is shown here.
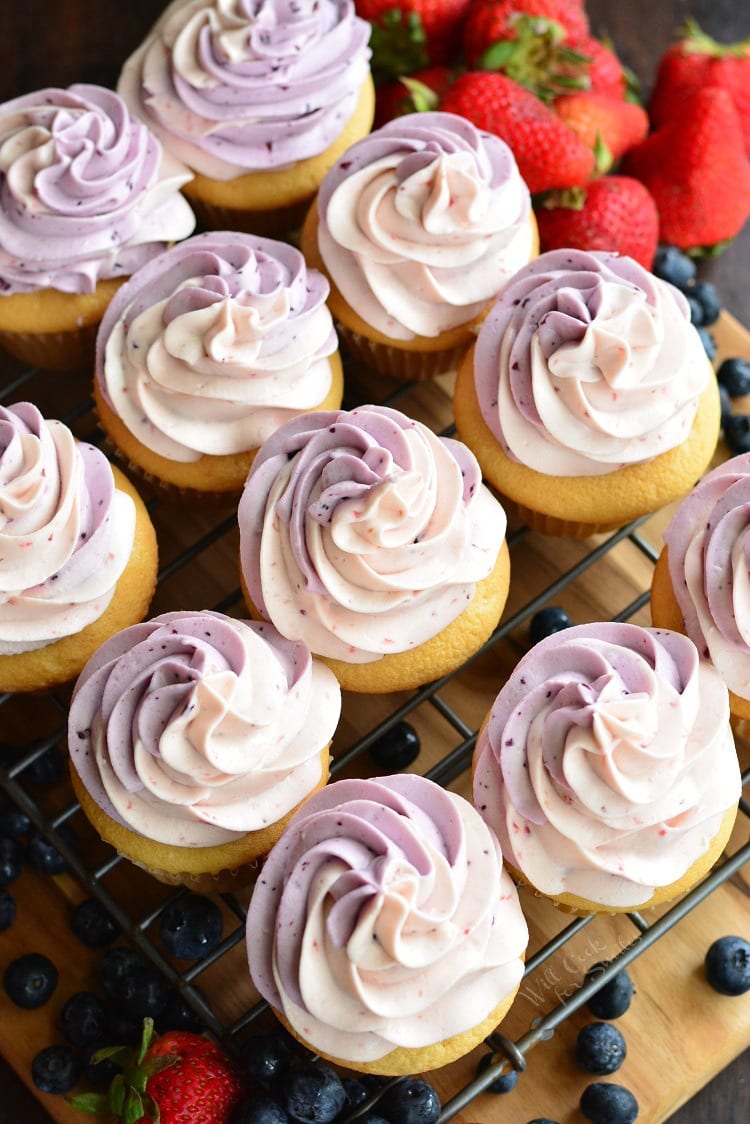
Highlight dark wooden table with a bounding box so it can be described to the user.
[0,1,748,1120]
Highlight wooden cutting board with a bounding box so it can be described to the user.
[0,313,748,1124]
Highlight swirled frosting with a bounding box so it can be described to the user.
[69,611,341,847]
[473,249,710,476]
[0,84,195,296]
[118,0,372,180]
[0,403,136,654]
[246,774,528,1062]
[96,232,338,461]
[664,452,750,700]
[317,112,534,341]
[238,404,507,662]
[473,623,741,908]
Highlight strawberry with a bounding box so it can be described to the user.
[650,20,750,154]
[374,65,456,127]
[571,34,627,99]
[535,176,659,269]
[440,71,595,193]
[623,86,750,252]
[554,92,648,163]
[462,0,589,68]
[71,1019,244,1124]
[358,0,473,80]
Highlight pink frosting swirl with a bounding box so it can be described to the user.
[69,611,341,847]
[246,774,528,1063]
[317,112,534,340]
[665,452,750,700]
[96,232,338,460]
[473,623,740,908]
[0,84,195,295]
[0,403,136,654]
[473,249,709,476]
[238,404,507,662]
[118,0,371,180]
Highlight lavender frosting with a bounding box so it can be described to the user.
[246,775,528,1062]
[118,0,372,180]
[0,84,195,296]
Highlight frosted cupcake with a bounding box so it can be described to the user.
[0,84,195,370]
[246,774,528,1075]
[454,249,720,536]
[301,111,537,381]
[118,0,374,237]
[95,231,343,496]
[651,452,750,737]
[473,623,741,913]
[0,403,158,693]
[69,610,341,890]
[238,404,510,693]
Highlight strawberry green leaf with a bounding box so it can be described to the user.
[108,1073,127,1117]
[400,76,440,112]
[136,1018,156,1067]
[477,40,519,71]
[68,1092,110,1115]
[686,237,734,258]
[538,186,588,210]
[594,133,613,175]
[122,1090,147,1124]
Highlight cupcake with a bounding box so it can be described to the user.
[0,84,195,370]
[454,249,720,537]
[94,231,343,496]
[0,403,158,693]
[651,452,750,737]
[246,774,528,1075]
[473,623,741,913]
[118,0,374,237]
[238,404,510,693]
[68,611,341,890]
[300,111,537,381]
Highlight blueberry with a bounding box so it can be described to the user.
[284,1063,346,1122]
[82,1043,122,1088]
[688,280,722,326]
[0,888,16,931]
[697,326,717,361]
[71,898,121,947]
[704,935,750,996]
[368,720,421,771]
[240,1031,292,1090]
[231,1096,290,1124]
[529,606,572,646]
[98,946,147,998]
[31,1044,82,1095]
[576,1022,627,1075]
[0,836,23,886]
[119,963,170,1020]
[159,892,223,960]
[378,1078,441,1124]
[584,963,634,1019]
[723,414,750,455]
[356,1117,390,1123]
[60,990,109,1048]
[0,798,31,838]
[686,292,705,326]
[26,745,66,787]
[341,1076,369,1108]
[652,245,696,290]
[4,952,58,1008]
[717,357,750,398]
[158,988,207,1033]
[527,1119,560,1123]
[105,1009,144,1044]
[477,1052,520,1093]
[580,1082,639,1123]
[719,384,733,428]
[26,825,76,874]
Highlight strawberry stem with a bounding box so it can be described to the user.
[681,18,750,58]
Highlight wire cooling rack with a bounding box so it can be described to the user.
[0,356,748,1124]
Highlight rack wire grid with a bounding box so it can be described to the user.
[0,356,748,1124]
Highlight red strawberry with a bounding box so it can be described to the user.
[440,71,595,193]
[623,86,750,251]
[554,92,648,163]
[462,0,589,68]
[374,65,456,127]
[71,1020,244,1124]
[569,34,627,99]
[358,0,473,79]
[535,176,659,269]
[650,20,750,154]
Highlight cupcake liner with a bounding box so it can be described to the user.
[186,194,312,241]
[336,323,471,382]
[502,497,625,539]
[0,323,99,371]
[129,854,261,894]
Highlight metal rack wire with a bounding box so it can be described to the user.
[0,358,748,1123]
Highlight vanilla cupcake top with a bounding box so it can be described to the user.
[246,774,528,1063]
[317,112,534,340]
[96,232,338,461]
[118,0,372,180]
[238,404,507,662]
[69,611,341,847]
[473,623,740,908]
[0,403,136,654]
[664,452,750,701]
[473,249,710,476]
[0,85,195,296]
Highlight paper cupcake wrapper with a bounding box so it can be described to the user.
[502,497,626,540]
[0,323,99,371]
[187,194,312,241]
[128,853,261,894]
[335,324,471,383]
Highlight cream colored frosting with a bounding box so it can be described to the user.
[0,403,135,654]
[239,404,507,662]
[69,611,341,847]
[474,249,710,476]
[473,623,740,908]
[246,774,528,1062]
[96,232,338,460]
[317,112,533,340]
